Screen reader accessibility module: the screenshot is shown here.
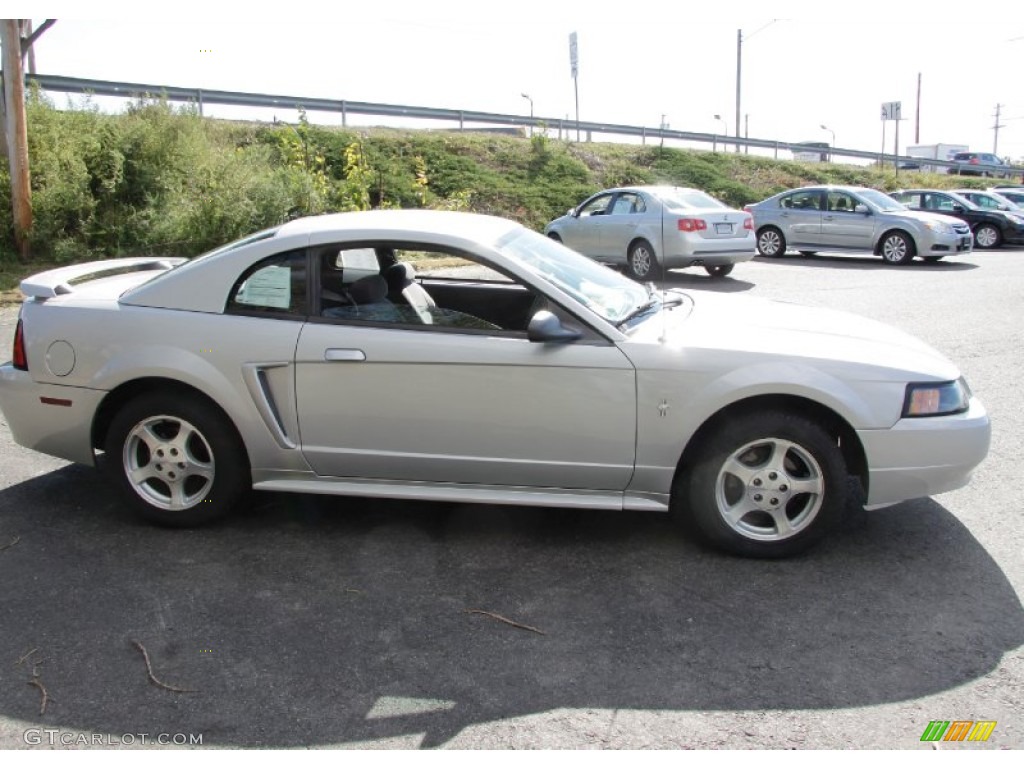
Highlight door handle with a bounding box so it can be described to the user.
[324,348,366,362]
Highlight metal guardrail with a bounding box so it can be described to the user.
[28,74,1024,179]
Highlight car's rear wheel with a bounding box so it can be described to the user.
[106,392,248,526]
[756,227,786,257]
[627,239,658,281]
[705,264,734,278]
[676,411,847,558]
[973,223,1002,249]
[879,231,915,265]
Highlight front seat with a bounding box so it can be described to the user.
[384,263,435,323]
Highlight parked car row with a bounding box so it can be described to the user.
[547,179,1023,279]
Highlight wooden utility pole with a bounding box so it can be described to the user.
[1,19,54,259]
[1,20,32,259]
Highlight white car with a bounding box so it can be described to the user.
[544,186,755,281]
[0,210,990,558]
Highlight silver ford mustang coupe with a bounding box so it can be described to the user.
[0,210,990,558]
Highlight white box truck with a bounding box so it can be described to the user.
[904,144,969,173]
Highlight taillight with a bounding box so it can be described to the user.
[12,318,27,371]
[743,216,754,230]
[678,218,707,232]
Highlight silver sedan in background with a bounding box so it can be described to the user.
[746,185,973,265]
[544,186,755,281]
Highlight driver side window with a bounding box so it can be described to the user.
[314,243,549,336]
[579,194,613,217]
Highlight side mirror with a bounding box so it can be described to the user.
[854,204,869,215]
[527,310,582,343]
[952,205,965,213]
[568,207,578,217]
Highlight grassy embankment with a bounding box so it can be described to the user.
[0,94,996,295]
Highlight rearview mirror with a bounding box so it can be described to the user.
[527,310,582,343]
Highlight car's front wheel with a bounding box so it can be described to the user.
[879,231,915,265]
[705,264,734,278]
[626,239,658,281]
[677,411,847,558]
[973,223,1002,249]
[756,227,786,257]
[105,392,249,526]
[547,232,562,243]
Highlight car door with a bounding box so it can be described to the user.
[600,191,649,260]
[559,192,615,256]
[777,189,824,245]
[818,190,873,250]
[293,243,638,491]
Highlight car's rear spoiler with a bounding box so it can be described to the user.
[20,257,188,299]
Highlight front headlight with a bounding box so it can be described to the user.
[903,378,971,417]
[923,220,953,234]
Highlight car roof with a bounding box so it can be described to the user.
[274,209,521,243]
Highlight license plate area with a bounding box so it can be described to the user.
[715,222,734,235]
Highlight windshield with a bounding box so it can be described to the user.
[658,188,728,210]
[497,228,648,324]
[857,189,906,212]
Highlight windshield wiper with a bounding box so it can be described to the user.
[616,289,683,328]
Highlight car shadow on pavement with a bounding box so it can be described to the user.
[0,465,1020,748]
[755,254,980,271]
[657,272,756,293]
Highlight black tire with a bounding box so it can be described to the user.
[973,223,1002,249]
[879,231,915,265]
[547,232,562,242]
[756,227,786,257]
[674,411,847,558]
[705,264,734,278]
[105,392,249,527]
[626,239,658,281]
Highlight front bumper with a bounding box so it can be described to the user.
[0,364,104,466]
[922,231,973,255]
[856,397,990,507]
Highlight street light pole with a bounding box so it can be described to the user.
[736,19,783,154]
[521,93,534,137]
[820,124,835,162]
[713,114,727,153]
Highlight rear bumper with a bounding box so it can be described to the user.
[664,250,756,268]
[0,364,103,465]
[857,397,990,507]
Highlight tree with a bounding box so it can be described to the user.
[1,18,55,259]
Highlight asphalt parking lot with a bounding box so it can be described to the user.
[0,247,1021,749]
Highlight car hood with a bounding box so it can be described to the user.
[626,290,959,382]
[885,209,963,227]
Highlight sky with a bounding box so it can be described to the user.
[11,1,1024,162]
